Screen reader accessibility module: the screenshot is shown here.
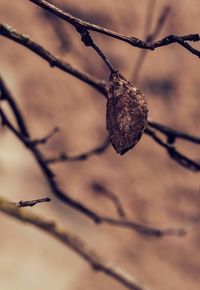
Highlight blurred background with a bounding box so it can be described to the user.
[0,0,199,289]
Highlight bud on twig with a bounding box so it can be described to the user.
[107,72,148,154]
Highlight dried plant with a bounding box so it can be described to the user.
[107,72,148,154]
[0,1,200,290]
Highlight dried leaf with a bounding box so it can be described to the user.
[107,72,148,155]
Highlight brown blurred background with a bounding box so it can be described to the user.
[0,0,200,290]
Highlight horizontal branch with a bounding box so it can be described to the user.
[29,0,200,57]
[46,137,110,163]
[101,217,186,237]
[148,121,200,144]
[11,197,51,208]
[0,196,151,290]
[145,128,200,171]
[0,23,107,95]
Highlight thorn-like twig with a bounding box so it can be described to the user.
[11,197,51,208]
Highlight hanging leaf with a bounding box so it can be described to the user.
[107,72,148,155]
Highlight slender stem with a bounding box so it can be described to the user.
[76,24,117,73]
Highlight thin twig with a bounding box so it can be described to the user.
[143,0,157,39]
[0,76,30,137]
[132,5,171,82]
[46,137,110,164]
[148,121,200,144]
[32,127,59,145]
[0,23,107,95]
[101,216,186,237]
[76,25,117,73]
[41,9,71,52]
[91,182,126,218]
[0,108,101,223]
[29,0,200,57]
[145,128,200,171]
[0,196,152,290]
[11,197,51,207]
[147,6,171,41]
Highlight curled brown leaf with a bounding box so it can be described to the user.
[107,72,148,154]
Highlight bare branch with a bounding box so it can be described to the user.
[0,23,107,95]
[147,6,171,41]
[0,7,193,170]
[91,182,126,218]
[76,25,116,73]
[146,121,200,171]
[11,197,51,207]
[1,23,199,154]
[101,216,186,237]
[0,75,199,232]
[145,127,200,172]
[0,4,199,290]
[148,121,200,144]
[132,5,171,82]
[41,9,71,52]
[46,137,110,164]
[0,76,30,137]
[143,0,156,39]
[29,0,200,57]
[0,196,152,290]
[32,127,59,145]
[0,107,101,223]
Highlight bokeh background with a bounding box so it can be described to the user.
[0,0,199,290]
